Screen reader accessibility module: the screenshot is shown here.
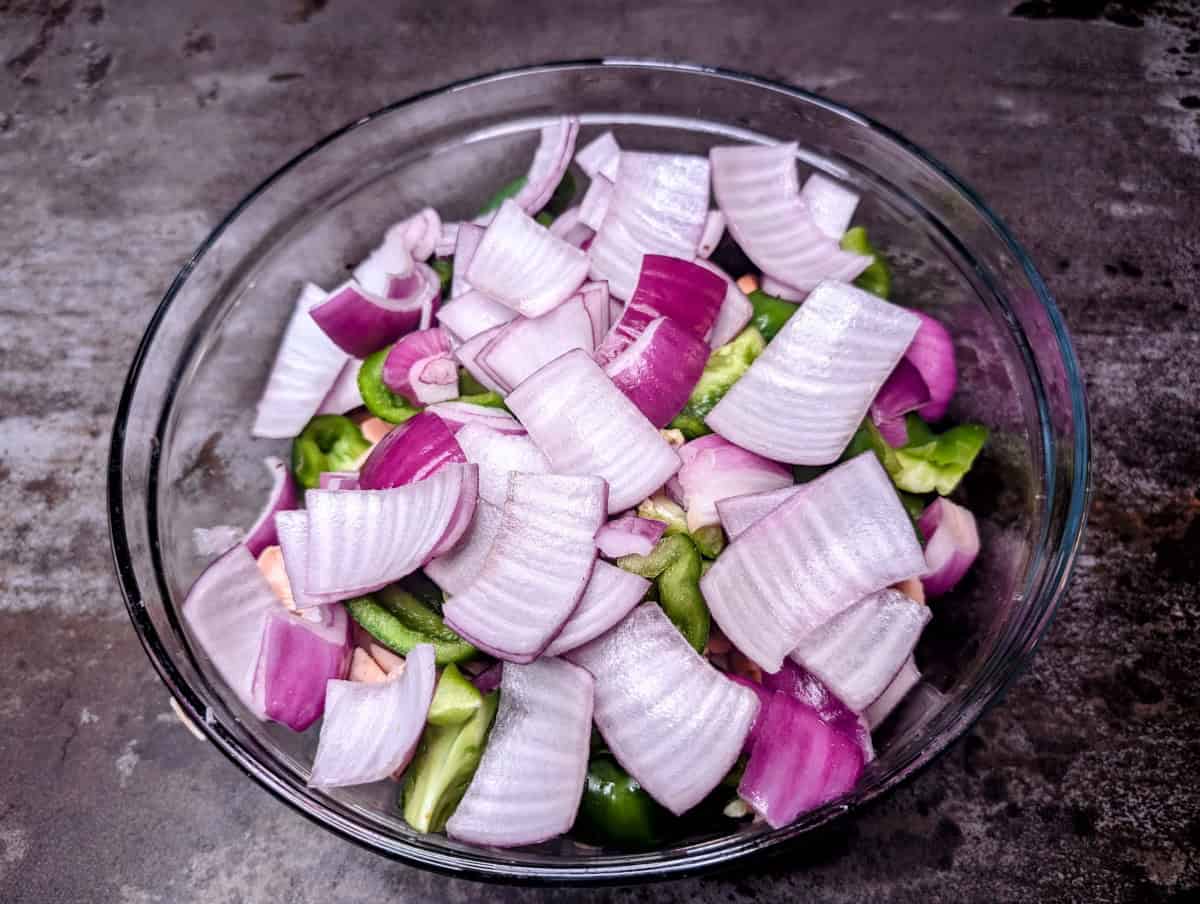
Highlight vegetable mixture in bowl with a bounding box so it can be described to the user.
[183,120,991,851]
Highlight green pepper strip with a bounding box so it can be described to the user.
[669,327,766,439]
[617,534,709,652]
[840,226,892,299]
[290,414,371,490]
[747,290,798,341]
[426,663,483,728]
[574,756,669,849]
[358,346,423,423]
[477,171,576,219]
[845,415,988,497]
[453,390,508,410]
[431,257,453,296]
[376,586,465,645]
[344,596,477,666]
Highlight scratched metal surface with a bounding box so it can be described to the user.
[1,1,1198,901]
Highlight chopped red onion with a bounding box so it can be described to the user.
[316,357,365,415]
[760,275,807,302]
[761,660,873,762]
[716,484,804,541]
[507,115,580,217]
[310,266,440,359]
[318,471,359,491]
[578,174,614,231]
[252,603,351,732]
[725,673,772,753]
[542,562,650,657]
[905,311,958,421]
[697,210,725,258]
[427,400,526,436]
[693,258,754,348]
[437,289,517,342]
[865,656,921,729]
[274,510,343,609]
[577,281,612,346]
[870,357,932,446]
[243,456,299,558]
[435,221,460,258]
[358,411,466,491]
[353,207,442,293]
[799,173,860,240]
[575,130,621,181]
[918,497,980,596]
[380,327,457,405]
[455,422,550,506]
[595,514,667,559]
[603,316,710,428]
[471,660,503,694]
[676,434,793,533]
[548,205,594,248]
[452,324,508,395]
[425,499,502,594]
[477,296,595,391]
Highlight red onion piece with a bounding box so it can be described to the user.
[452,324,508,395]
[425,499,502,595]
[477,296,595,392]
[716,484,804,541]
[473,117,579,226]
[595,514,667,559]
[316,357,365,416]
[548,205,594,247]
[905,311,958,421]
[575,130,621,181]
[543,562,650,657]
[466,200,589,317]
[870,357,932,446]
[578,174,614,231]
[450,223,485,299]
[707,280,920,465]
[309,643,436,788]
[443,473,605,662]
[243,457,299,558]
[252,604,351,732]
[435,221,460,258]
[693,258,754,348]
[603,316,709,428]
[505,349,681,513]
[380,327,456,405]
[274,510,343,609]
[799,172,860,240]
[725,673,772,753]
[253,283,348,439]
[761,660,873,761]
[697,210,725,258]
[567,604,760,815]
[353,207,442,292]
[310,267,440,359]
[577,281,612,346]
[358,411,466,491]
[455,423,550,506]
[447,657,594,847]
[865,655,921,729]
[760,275,808,302]
[918,497,980,596]
[676,434,793,532]
[471,660,503,694]
[437,289,517,342]
[318,471,359,491]
[700,453,926,673]
[427,400,526,436]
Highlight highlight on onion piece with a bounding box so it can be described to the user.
[252,603,351,732]
[761,660,873,762]
[548,205,594,247]
[380,327,458,405]
[594,514,667,559]
[442,473,605,662]
[706,279,921,465]
[870,357,932,447]
[243,457,299,558]
[790,588,931,712]
[716,484,804,541]
[567,603,760,815]
[446,657,594,847]
[319,471,359,491]
[425,499,503,595]
[578,174,614,231]
[426,400,526,436]
[352,207,442,293]
[917,497,980,597]
[465,199,590,317]
[575,130,621,181]
[452,325,508,395]
[252,283,348,439]
[710,142,871,291]
[865,656,921,729]
[309,643,436,789]
[799,172,860,240]
[693,258,754,348]
[905,310,958,421]
[675,434,793,533]
[542,562,650,657]
[477,295,595,392]
[454,422,550,506]
[700,453,926,673]
[437,289,517,342]
[697,210,725,258]
[588,151,712,301]
[603,316,710,428]
[577,281,612,347]
[450,223,485,299]
[357,411,466,491]
[505,349,681,513]
[182,545,282,718]
[310,265,441,360]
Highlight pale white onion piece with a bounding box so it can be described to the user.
[477,296,594,392]
[455,423,551,506]
[424,499,503,595]
[543,562,650,657]
[575,130,621,180]
[800,172,860,240]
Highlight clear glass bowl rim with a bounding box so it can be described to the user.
[107,59,1091,885]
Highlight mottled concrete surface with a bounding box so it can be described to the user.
[2,0,1199,901]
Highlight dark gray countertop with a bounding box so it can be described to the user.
[2,1,1198,901]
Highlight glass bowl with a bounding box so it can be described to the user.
[107,60,1090,884]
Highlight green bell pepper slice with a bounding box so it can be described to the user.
[456,368,492,398]
[478,171,576,220]
[344,596,477,666]
[431,257,453,296]
[376,586,464,644]
[574,756,669,849]
[453,390,508,410]
[426,663,483,728]
[618,534,709,652]
[358,346,423,424]
[845,415,987,496]
[747,290,798,341]
[669,327,766,439]
[841,226,892,299]
[290,414,371,490]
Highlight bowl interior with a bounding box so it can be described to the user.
[110,62,1087,882]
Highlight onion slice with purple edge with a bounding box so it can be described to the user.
[603,316,709,428]
[443,473,605,662]
[316,357,364,415]
[918,497,980,597]
[760,660,873,761]
[865,656,921,729]
[425,499,503,595]
[274,510,343,609]
[905,310,958,421]
[427,400,526,436]
[310,265,440,359]
[799,172,860,240]
[725,673,771,753]
[716,484,804,541]
[450,223,485,299]
[710,142,871,291]
[760,275,807,302]
[381,327,458,405]
[567,603,759,815]
[697,210,725,258]
[252,604,351,732]
[474,116,579,224]
[357,411,466,490]
[477,296,595,392]
[707,280,920,465]
[309,643,436,788]
[676,434,793,533]
[870,357,932,446]
[352,207,442,293]
[242,457,299,558]
[693,258,755,348]
[465,199,589,317]
[700,453,925,673]
[578,174,614,231]
[577,281,611,346]
[452,325,508,395]
[543,562,650,657]
[575,130,621,181]
[737,690,864,829]
[182,545,280,717]
[505,349,680,513]
[319,471,359,491]
[588,151,711,301]
[548,205,594,248]
[437,289,517,342]
[595,514,666,559]
[446,657,594,847]
[454,422,550,506]
[252,283,347,439]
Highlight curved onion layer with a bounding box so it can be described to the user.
[506,349,681,513]
[309,643,436,788]
[588,152,711,301]
[427,400,526,436]
[693,258,754,348]
[317,357,365,415]
[697,210,725,258]
[865,655,921,729]
[450,223,485,300]
[319,472,359,491]
[465,200,590,317]
[543,562,650,657]
[455,423,551,506]
[725,673,772,753]
[182,545,281,717]
[595,255,726,366]
[443,474,605,662]
[311,267,440,359]
[575,130,621,181]
[906,311,958,421]
[577,281,612,346]
[791,588,931,712]
[799,173,860,240]
[710,143,871,291]
[567,603,760,815]
[352,207,442,293]
[477,296,595,392]
[548,205,594,247]
[253,283,348,439]
[424,499,503,594]
[510,115,580,216]
[706,280,921,465]
[252,604,351,732]
[452,325,507,395]
[762,660,873,761]
[870,357,931,446]
[358,411,466,490]
[602,316,709,428]
[578,174,614,231]
[471,660,504,694]
[435,221,460,258]
[918,497,980,596]
[700,453,925,673]
[760,275,807,302]
[716,484,803,541]
[274,510,339,609]
[737,690,864,828]
[243,457,299,558]
[595,514,667,559]
[676,435,793,533]
[437,289,517,342]
[381,327,458,405]
[447,657,593,846]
